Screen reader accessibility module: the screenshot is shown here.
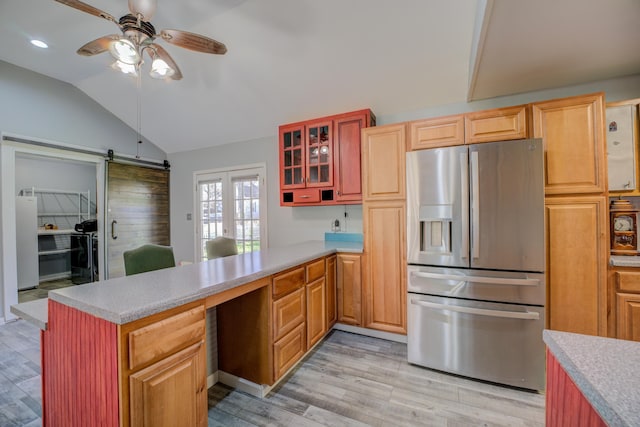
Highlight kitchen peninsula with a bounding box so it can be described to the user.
[11,240,362,427]
[544,330,640,426]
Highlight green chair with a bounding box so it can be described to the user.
[123,244,176,276]
[206,236,238,259]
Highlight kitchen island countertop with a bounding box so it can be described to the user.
[12,240,362,328]
[543,330,640,427]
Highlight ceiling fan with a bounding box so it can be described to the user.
[54,0,227,80]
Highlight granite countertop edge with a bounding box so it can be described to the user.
[44,240,362,325]
[610,255,640,267]
[543,330,638,427]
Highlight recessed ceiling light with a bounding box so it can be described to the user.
[30,39,48,49]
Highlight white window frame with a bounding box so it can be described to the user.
[193,163,267,261]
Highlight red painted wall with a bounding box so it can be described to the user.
[42,300,119,426]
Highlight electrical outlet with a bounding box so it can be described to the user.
[332,219,341,232]
[186,213,192,220]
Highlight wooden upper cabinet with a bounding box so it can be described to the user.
[361,123,407,201]
[334,111,374,203]
[409,114,464,150]
[279,109,374,206]
[464,105,529,144]
[532,93,606,195]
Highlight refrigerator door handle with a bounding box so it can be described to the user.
[411,271,541,286]
[470,151,480,259]
[460,152,469,258]
[410,299,540,320]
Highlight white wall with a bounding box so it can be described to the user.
[168,74,640,264]
[168,136,364,263]
[0,60,168,322]
[0,60,166,160]
[15,155,97,208]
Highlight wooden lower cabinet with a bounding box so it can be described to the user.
[273,287,306,341]
[218,256,335,386]
[612,267,640,341]
[273,322,306,380]
[337,253,362,325]
[362,201,407,334]
[545,196,608,336]
[617,293,640,341]
[120,302,208,427]
[306,277,327,348]
[129,341,207,427]
[326,255,337,329]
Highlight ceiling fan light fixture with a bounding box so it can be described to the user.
[109,38,140,65]
[111,60,138,76]
[149,58,175,79]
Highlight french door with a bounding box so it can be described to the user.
[195,165,266,261]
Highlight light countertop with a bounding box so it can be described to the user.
[12,240,362,329]
[610,255,640,267]
[543,330,640,427]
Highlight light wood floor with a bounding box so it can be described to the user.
[0,319,544,426]
[207,330,545,426]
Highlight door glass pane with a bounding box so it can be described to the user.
[284,150,291,167]
[283,132,292,149]
[196,167,264,261]
[233,176,260,254]
[198,179,223,261]
[293,130,302,147]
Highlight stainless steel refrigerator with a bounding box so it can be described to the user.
[406,138,545,391]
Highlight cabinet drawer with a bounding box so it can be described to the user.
[273,322,306,380]
[617,271,640,293]
[464,105,529,144]
[273,267,305,299]
[273,287,305,341]
[306,258,325,283]
[293,189,321,203]
[128,305,205,371]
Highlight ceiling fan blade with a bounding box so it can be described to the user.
[54,0,118,25]
[160,29,227,55]
[148,44,183,80]
[77,35,120,56]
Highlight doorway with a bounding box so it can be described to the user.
[1,139,105,321]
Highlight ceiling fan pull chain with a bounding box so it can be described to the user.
[136,69,142,159]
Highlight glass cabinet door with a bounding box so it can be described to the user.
[306,121,333,187]
[280,125,305,188]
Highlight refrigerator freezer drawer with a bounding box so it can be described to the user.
[407,265,545,306]
[407,293,545,391]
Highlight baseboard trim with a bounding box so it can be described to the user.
[207,372,219,389]
[217,371,271,398]
[332,323,407,343]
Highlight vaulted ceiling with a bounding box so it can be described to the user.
[0,0,639,154]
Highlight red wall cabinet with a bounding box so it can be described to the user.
[279,109,375,206]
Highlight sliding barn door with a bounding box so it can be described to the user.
[106,162,170,278]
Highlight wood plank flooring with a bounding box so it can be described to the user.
[0,320,545,426]
[208,330,545,426]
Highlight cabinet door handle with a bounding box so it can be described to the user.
[299,195,310,199]
[111,220,118,240]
